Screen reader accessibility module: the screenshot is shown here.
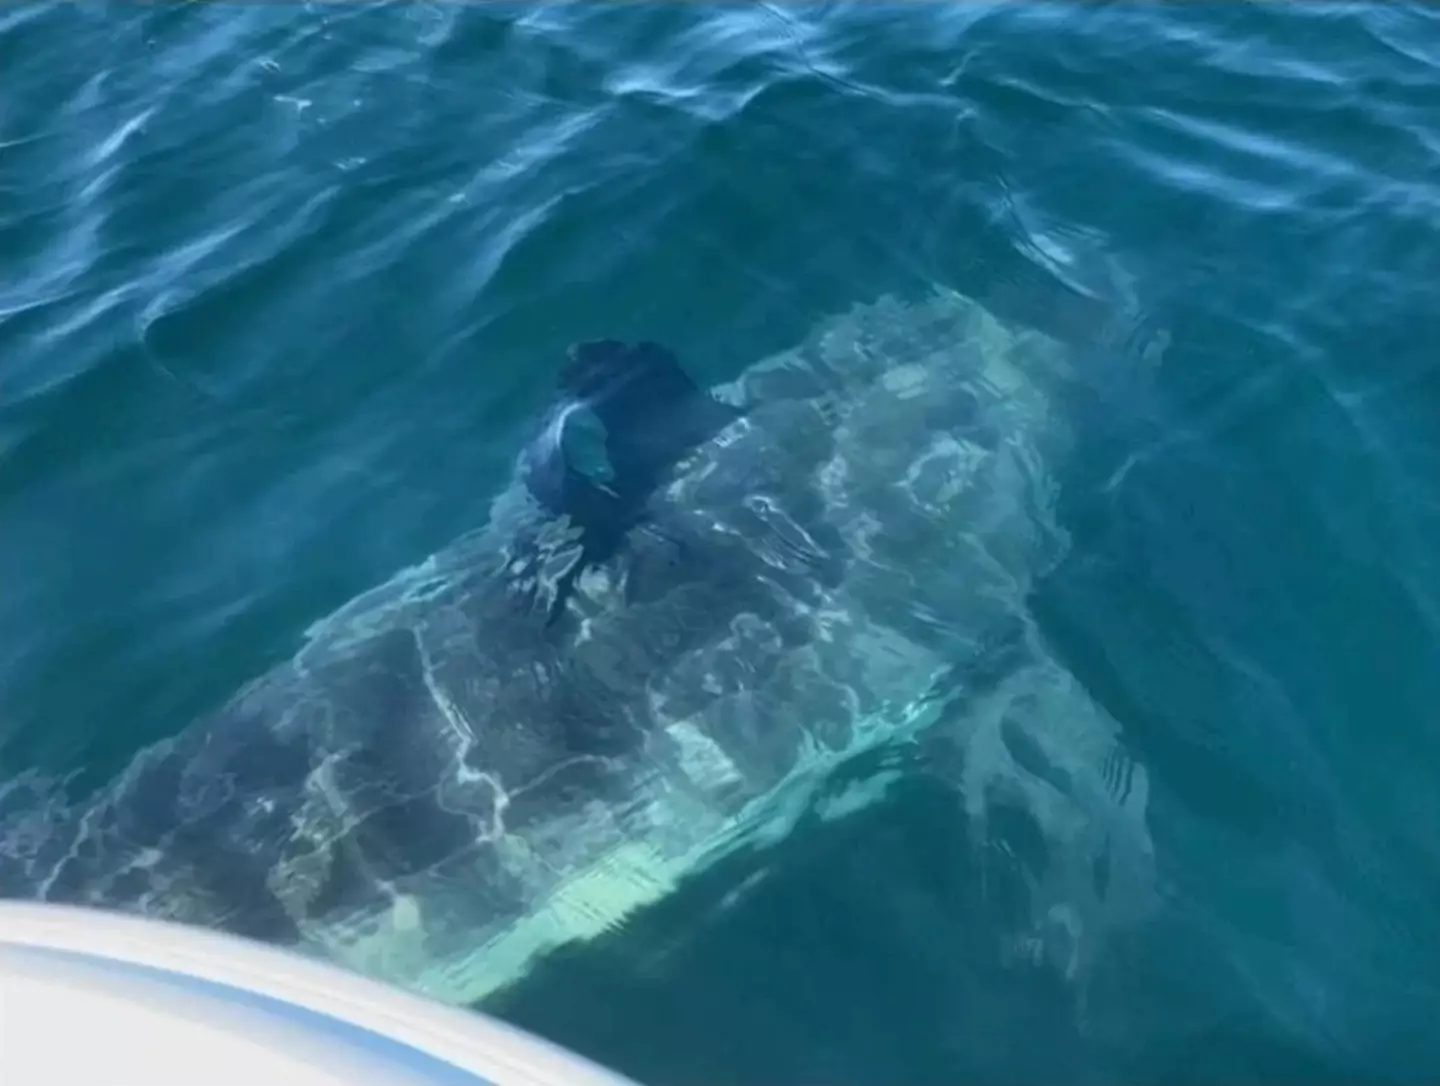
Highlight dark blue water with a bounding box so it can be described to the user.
[5,3,1440,1082]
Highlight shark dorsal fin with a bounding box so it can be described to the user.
[521,340,743,621]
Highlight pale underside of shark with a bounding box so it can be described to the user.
[0,286,1158,1007]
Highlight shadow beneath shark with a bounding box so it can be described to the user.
[487,766,1375,1086]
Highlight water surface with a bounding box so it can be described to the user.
[4,3,1440,1082]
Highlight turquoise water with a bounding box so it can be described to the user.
[4,1,1440,1082]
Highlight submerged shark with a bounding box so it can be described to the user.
[0,286,1159,1005]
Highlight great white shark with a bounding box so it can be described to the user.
[0,284,1161,1006]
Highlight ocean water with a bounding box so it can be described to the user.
[4,2,1440,1083]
